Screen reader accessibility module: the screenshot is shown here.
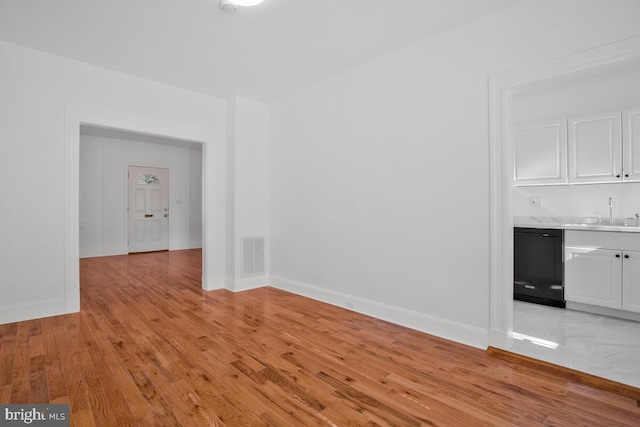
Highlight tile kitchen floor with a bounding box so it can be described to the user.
[511,300,640,389]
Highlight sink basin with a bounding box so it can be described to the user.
[580,217,600,225]
[560,217,600,226]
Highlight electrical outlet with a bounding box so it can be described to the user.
[529,197,541,208]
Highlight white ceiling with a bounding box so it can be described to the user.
[0,0,522,103]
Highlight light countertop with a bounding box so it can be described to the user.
[514,216,640,233]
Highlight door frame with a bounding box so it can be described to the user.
[64,108,225,314]
[126,164,171,253]
[488,36,640,349]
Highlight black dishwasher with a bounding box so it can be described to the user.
[514,227,565,308]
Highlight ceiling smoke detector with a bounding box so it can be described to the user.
[219,0,264,13]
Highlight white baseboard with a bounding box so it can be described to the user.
[79,247,126,258]
[224,275,268,292]
[489,328,512,349]
[170,241,203,251]
[79,248,104,258]
[81,244,202,259]
[65,293,80,313]
[234,276,268,292]
[203,275,224,291]
[269,275,488,350]
[224,276,235,290]
[0,297,74,325]
[0,273,488,351]
[567,301,640,322]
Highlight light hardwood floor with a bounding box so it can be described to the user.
[1,249,639,426]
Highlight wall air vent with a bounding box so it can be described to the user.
[242,236,265,277]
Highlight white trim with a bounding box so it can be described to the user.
[0,298,67,325]
[203,274,225,291]
[270,275,488,350]
[225,276,235,290]
[65,107,222,311]
[80,251,126,259]
[188,241,203,249]
[224,275,268,292]
[231,275,268,292]
[488,36,640,349]
[80,249,109,259]
[566,301,640,322]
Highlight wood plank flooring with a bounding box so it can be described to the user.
[1,249,639,426]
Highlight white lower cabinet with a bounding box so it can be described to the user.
[564,230,640,314]
[622,251,640,313]
[564,247,622,309]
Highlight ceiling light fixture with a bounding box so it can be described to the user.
[219,0,264,13]
[228,0,264,5]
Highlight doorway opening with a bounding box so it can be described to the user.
[489,36,640,387]
[78,125,204,259]
[64,109,222,316]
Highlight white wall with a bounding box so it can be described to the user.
[268,0,640,348]
[79,135,203,258]
[512,59,640,126]
[225,96,269,291]
[512,58,640,219]
[0,40,226,324]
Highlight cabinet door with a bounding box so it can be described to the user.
[568,111,622,183]
[513,120,567,185]
[622,107,640,181]
[565,246,622,309]
[622,250,640,313]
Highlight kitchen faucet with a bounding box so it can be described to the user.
[609,197,613,224]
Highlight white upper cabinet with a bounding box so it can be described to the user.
[568,111,622,184]
[513,106,640,186]
[513,120,567,185]
[622,106,640,181]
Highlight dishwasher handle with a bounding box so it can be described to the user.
[514,232,557,238]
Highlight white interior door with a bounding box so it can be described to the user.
[128,166,169,253]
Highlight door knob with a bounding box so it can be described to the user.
[164,214,169,218]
